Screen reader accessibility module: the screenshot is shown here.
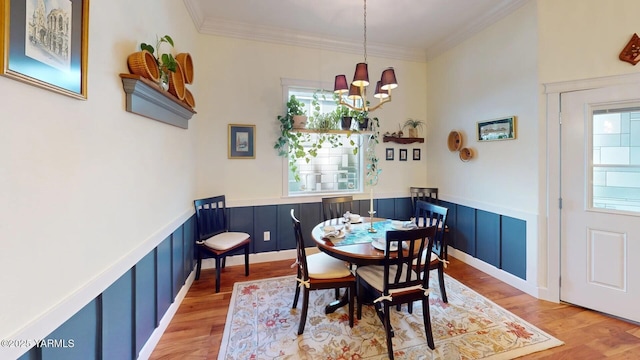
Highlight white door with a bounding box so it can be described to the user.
[561,82,640,323]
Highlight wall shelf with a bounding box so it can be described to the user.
[383,136,424,144]
[120,74,196,129]
[292,128,373,135]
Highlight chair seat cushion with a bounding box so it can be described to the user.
[202,231,249,251]
[357,264,420,293]
[307,252,352,279]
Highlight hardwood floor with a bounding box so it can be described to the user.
[150,256,640,359]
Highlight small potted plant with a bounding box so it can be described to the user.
[287,95,307,129]
[140,35,178,89]
[335,104,352,130]
[403,118,425,138]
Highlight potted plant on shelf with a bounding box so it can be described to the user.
[403,118,425,138]
[286,95,308,129]
[140,35,178,89]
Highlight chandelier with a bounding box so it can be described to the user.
[333,0,398,113]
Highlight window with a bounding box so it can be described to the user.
[591,106,640,213]
[282,81,366,196]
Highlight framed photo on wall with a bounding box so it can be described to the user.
[385,148,394,160]
[228,124,255,159]
[413,148,421,160]
[0,0,89,99]
[477,116,517,141]
[399,149,408,161]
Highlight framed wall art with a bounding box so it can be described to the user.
[477,116,517,141]
[399,149,408,161]
[228,124,255,159]
[413,148,421,161]
[0,0,89,99]
[385,148,394,161]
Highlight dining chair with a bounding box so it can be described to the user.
[291,209,356,335]
[356,226,438,359]
[193,195,250,293]
[321,195,356,298]
[414,200,450,302]
[321,196,354,224]
[409,187,439,214]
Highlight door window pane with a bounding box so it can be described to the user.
[592,107,640,213]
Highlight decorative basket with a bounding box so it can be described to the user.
[127,50,160,83]
[184,88,195,108]
[176,53,194,84]
[459,147,473,162]
[168,62,186,100]
[447,131,463,151]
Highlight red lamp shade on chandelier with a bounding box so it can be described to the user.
[333,0,398,113]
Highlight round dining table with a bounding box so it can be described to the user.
[311,217,420,313]
[311,217,397,266]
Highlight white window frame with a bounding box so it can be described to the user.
[281,78,366,197]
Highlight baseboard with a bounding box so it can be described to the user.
[449,248,538,298]
[138,268,196,359]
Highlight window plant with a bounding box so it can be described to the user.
[275,91,350,182]
[365,116,381,186]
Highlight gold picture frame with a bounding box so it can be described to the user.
[477,116,517,142]
[228,124,256,159]
[0,0,89,99]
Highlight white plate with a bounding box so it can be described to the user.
[342,219,363,224]
[391,221,418,231]
[325,229,346,239]
[371,240,398,252]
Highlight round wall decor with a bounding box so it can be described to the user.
[447,131,463,151]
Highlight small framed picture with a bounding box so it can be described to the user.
[477,116,517,141]
[399,149,408,161]
[228,124,255,159]
[413,148,421,161]
[385,148,394,160]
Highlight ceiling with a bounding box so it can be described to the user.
[182,0,530,62]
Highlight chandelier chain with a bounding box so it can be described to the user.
[363,0,367,63]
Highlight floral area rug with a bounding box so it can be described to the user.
[218,273,563,359]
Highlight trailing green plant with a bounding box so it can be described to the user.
[140,35,177,84]
[365,116,381,186]
[275,91,355,182]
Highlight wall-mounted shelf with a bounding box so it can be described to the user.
[120,74,196,129]
[292,128,373,135]
[383,136,424,144]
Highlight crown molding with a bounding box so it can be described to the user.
[425,0,531,60]
[183,0,530,63]
[196,17,427,62]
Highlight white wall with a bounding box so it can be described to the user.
[538,0,640,301]
[0,0,198,346]
[426,0,640,299]
[426,2,541,294]
[193,35,429,206]
[538,0,640,83]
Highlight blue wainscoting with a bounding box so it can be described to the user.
[19,217,196,360]
[20,196,525,359]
